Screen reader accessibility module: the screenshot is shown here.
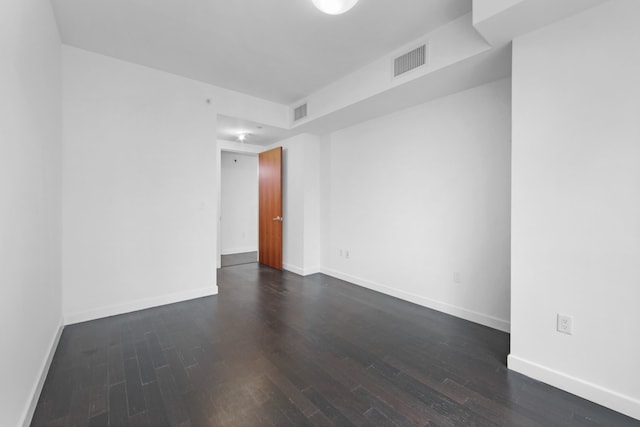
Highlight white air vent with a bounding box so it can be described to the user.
[393,44,427,77]
[293,103,308,121]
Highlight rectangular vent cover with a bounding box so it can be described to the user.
[293,103,307,121]
[393,44,427,77]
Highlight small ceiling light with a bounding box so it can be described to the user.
[237,133,250,142]
[312,0,359,15]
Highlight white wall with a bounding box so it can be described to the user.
[303,138,322,273]
[62,47,287,324]
[62,47,214,323]
[282,138,305,272]
[220,151,258,254]
[322,79,512,331]
[0,0,63,425]
[267,134,323,276]
[509,0,640,419]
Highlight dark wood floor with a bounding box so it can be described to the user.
[220,252,257,268]
[32,263,638,427]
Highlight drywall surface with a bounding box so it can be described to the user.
[472,0,605,46]
[282,137,305,273]
[268,134,323,275]
[0,0,63,425]
[510,0,640,419]
[303,138,322,274]
[322,79,512,331]
[473,0,523,24]
[62,47,223,322]
[220,152,258,254]
[294,14,490,127]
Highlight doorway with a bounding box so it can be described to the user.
[219,151,258,267]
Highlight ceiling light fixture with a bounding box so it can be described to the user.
[237,133,250,142]
[312,0,359,15]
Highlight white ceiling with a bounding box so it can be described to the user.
[51,0,472,105]
[217,115,292,146]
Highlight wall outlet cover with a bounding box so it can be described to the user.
[557,314,573,335]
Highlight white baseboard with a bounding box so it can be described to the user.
[283,263,321,277]
[22,320,64,427]
[283,263,305,276]
[320,267,510,332]
[64,286,219,325]
[303,266,322,276]
[508,354,640,421]
[221,247,257,255]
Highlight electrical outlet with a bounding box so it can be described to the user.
[345,250,350,259]
[557,314,573,335]
[453,272,461,283]
[339,249,343,257]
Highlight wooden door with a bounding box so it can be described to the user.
[258,147,283,269]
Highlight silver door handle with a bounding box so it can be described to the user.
[272,216,283,222]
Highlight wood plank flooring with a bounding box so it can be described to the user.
[220,252,257,268]
[32,263,639,426]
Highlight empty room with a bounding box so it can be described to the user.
[2,0,639,426]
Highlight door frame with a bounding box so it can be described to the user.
[216,140,263,268]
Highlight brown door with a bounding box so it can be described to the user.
[258,147,283,269]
